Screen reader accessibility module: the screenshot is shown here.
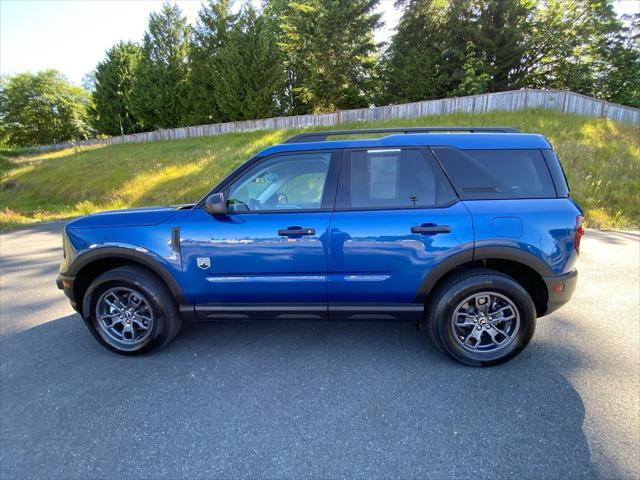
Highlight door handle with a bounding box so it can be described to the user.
[411,224,451,234]
[278,227,316,236]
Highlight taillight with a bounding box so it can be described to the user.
[575,215,585,254]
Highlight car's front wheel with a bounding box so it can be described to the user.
[426,269,536,366]
[82,265,182,354]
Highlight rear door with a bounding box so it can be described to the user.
[327,147,474,320]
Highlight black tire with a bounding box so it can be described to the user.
[426,268,536,367]
[82,265,182,355]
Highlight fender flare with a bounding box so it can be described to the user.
[414,246,553,303]
[66,245,187,305]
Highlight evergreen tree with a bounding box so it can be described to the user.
[380,0,450,103]
[383,0,639,107]
[92,41,142,135]
[273,0,381,113]
[471,0,534,92]
[184,0,236,124]
[213,5,285,121]
[132,3,191,129]
[382,0,533,102]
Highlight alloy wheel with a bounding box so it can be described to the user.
[95,287,155,346]
[450,291,520,353]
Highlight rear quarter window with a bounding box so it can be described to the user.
[432,147,557,200]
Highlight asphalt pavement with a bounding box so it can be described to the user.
[1,223,638,479]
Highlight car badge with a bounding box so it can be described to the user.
[197,257,211,270]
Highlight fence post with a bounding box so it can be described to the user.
[562,91,569,113]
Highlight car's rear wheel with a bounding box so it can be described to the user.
[426,269,536,366]
[82,265,182,354]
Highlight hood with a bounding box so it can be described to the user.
[66,205,192,229]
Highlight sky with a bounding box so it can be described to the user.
[1,0,638,86]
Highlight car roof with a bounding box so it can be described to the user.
[257,133,551,157]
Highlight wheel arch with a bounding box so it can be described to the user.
[67,247,186,312]
[416,247,551,316]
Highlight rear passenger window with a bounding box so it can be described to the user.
[433,148,557,200]
[337,149,455,209]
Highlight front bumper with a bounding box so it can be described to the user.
[542,269,578,315]
[56,273,78,311]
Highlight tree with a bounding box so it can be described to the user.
[456,42,492,96]
[131,2,191,129]
[92,41,142,135]
[382,0,639,107]
[380,0,450,103]
[0,70,92,147]
[272,0,381,113]
[213,5,285,120]
[382,0,534,103]
[184,0,236,125]
[595,13,640,107]
[470,0,534,92]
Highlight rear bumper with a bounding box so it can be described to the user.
[56,273,78,311]
[542,269,578,316]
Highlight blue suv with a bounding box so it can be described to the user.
[57,127,582,366]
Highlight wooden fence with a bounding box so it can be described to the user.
[36,89,640,151]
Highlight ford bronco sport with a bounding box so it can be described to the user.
[57,127,582,366]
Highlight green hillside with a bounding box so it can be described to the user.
[1,110,638,231]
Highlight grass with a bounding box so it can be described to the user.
[1,110,638,231]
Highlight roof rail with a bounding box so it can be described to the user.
[284,127,521,143]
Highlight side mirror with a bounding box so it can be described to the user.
[205,193,228,216]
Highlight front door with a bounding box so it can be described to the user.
[327,147,474,320]
[181,150,339,320]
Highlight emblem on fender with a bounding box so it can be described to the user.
[197,257,211,270]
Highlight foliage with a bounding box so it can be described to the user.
[213,5,285,120]
[273,0,382,113]
[456,42,492,96]
[1,111,638,231]
[592,13,640,108]
[0,70,93,147]
[92,41,143,135]
[184,0,236,125]
[4,0,639,143]
[131,2,191,129]
[382,0,640,107]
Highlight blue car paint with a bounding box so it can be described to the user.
[67,205,180,228]
[179,208,331,305]
[327,203,474,305]
[59,132,580,321]
[464,199,580,275]
[62,220,187,299]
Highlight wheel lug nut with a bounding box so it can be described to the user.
[477,326,482,330]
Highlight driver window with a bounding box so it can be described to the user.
[227,152,331,212]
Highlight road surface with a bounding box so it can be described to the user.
[1,223,638,479]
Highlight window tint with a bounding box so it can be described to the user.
[337,149,454,209]
[226,152,331,211]
[433,148,557,200]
